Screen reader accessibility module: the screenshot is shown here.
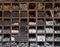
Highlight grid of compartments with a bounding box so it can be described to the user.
[0,0,60,47]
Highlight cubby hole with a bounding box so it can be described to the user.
[54,26,60,33]
[20,34,28,42]
[29,34,36,41]
[37,19,45,25]
[3,0,11,2]
[0,4,2,10]
[37,26,45,33]
[45,0,53,2]
[37,3,45,10]
[20,0,28,2]
[12,0,18,2]
[54,11,60,17]
[0,26,2,33]
[54,3,60,9]
[46,42,53,47]
[11,34,19,41]
[3,34,10,42]
[20,11,27,17]
[29,11,36,17]
[29,42,37,47]
[12,11,19,17]
[12,26,19,33]
[3,26,10,33]
[54,34,60,41]
[37,42,44,47]
[29,3,36,9]
[3,19,11,25]
[20,26,28,33]
[38,11,45,17]
[45,3,53,9]
[3,3,11,10]
[12,18,19,25]
[54,42,60,47]
[0,34,2,42]
[46,34,53,41]
[29,26,36,33]
[0,19,2,25]
[3,11,11,17]
[20,18,28,25]
[29,19,36,25]
[12,3,19,10]
[20,3,28,10]
[0,11,2,17]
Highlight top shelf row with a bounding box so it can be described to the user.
[0,0,60,2]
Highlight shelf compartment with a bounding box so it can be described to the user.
[0,4,2,10]
[29,26,36,33]
[0,27,2,33]
[0,19,2,25]
[0,11,2,17]
[20,11,27,17]
[29,19,36,25]
[3,26,10,33]
[11,26,19,33]
[20,18,28,25]
[20,3,28,10]
[37,26,45,33]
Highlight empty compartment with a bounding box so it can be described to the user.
[46,34,53,41]
[3,3,11,10]
[20,26,28,33]
[54,42,60,47]
[0,19,2,25]
[37,3,45,10]
[19,34,28,42]
[12,3,19,10]
[45,26,54,33]
[20,11,27,17]
[37,26,45,33]
[12,26,19,33]
[11,35,19,41]
[45,3,53,9]
[3,11,11,17]
[54,3,60,9]
[29,11,36,17]
[29,3,36,9]
[20,3,28,10]
[37,34,45,41]
[3,34,10,42]
[37,19,45,25]
[29,34,36,41]
[3,42,10,47]
[12,11,19,17]
[37,42,44,47]
[20,19,28,25]
[3,19,11,25]
[38,11,45,17]
[29,26,36,33]
[46,42,53,47]
[54,11,60,17]
[29,42,37,47]
[0,11,2,17]
[29,19,36,25]
[3,26,10,33]
[54,26,60,33]
[0,35,2,41]
[54,34,60,41]
[12,18,19,25]
[0,27,2,33]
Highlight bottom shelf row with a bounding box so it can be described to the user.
[0,42,60,47]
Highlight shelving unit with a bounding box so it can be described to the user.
[0,0,60,47]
